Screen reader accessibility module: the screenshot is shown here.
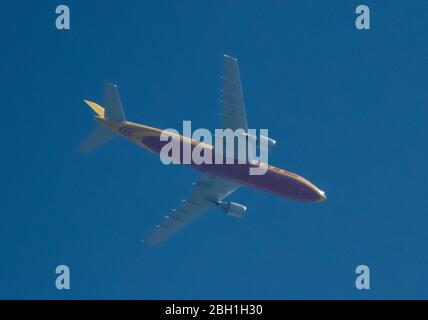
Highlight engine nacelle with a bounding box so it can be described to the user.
[218,201,247,218]
[245,134,276,151]
[260,135,276,151]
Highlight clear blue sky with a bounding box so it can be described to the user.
[0,1,427,299]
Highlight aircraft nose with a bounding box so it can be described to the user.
[319,190,327,201]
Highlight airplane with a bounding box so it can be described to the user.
[80,55,326,245]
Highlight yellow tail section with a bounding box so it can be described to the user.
[79,99,113,153]
[80,84,125,152]
[83,99,105,118]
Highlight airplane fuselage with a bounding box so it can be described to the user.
[97,117,326,202]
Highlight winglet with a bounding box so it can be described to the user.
[83,99,105,118]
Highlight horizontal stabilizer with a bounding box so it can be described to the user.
[78,126,115,153]
[80,83,126,153]
[104,83,126,122]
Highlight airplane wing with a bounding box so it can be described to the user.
[144,55,246,245]
[221,55,248,132]
[143,173,240,245]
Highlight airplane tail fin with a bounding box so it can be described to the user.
[78,83,126,153]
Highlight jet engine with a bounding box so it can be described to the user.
[260,135,276,151]
[245,134,276,151]
[217,201,247,218]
